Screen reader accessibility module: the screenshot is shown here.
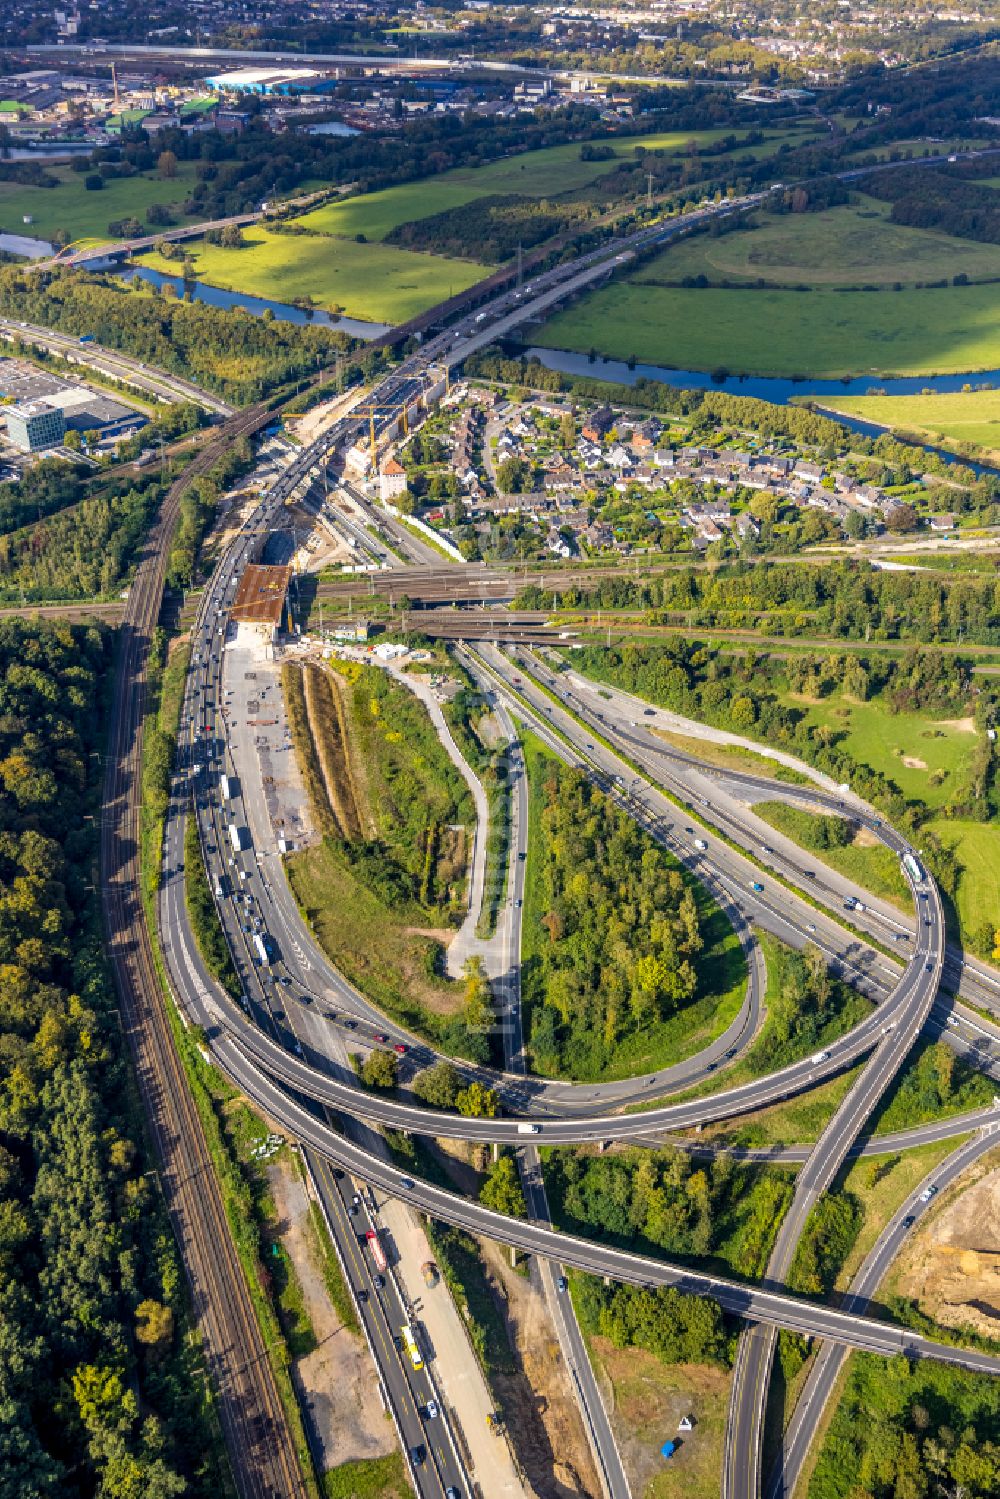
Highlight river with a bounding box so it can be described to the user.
[116,265,391,341]
[523,345,1000,403]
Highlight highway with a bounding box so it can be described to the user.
[767,1126,1000,1499]
[0,315,234,415]
[82,165,1000,1497]
[98,397,308,1499]
[203,1025,1000,1378]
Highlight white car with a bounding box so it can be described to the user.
[920,1185,938,1203]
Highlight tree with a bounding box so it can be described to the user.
[362,1049,398,1090]
[463,958,494,1033]
[455,1081,499,1118]
[479,1155,526,1218]
[157,150,178,180]
[885,501,918,533]
[135,1300,174,1353]
[84,174,104,191]
[412,1060,460,1109]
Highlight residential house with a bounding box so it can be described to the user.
[581,405,614,443]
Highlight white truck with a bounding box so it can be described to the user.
[220,773,232,802]
[228,823,247,854]
[517,1123,541,1135]
[693,838,707,851]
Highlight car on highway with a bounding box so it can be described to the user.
[425,1401,439,1420]
[393,1043,408,1055]
[410,1445,426,1466]
[920,1185,938,1202]
[903,1215,916,1228]
[374,1032,389,1044]
[556,1275,568,1292]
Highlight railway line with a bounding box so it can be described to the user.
[98,401,308,1499]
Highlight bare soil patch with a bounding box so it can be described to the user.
[901,754,928,770]
[936,716,977,733]
[891,1154,1000,1340]
[267,1159,397,1473]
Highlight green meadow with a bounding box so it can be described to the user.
[295,126,817,245]
[818,388,1000,461]
[0,161,204,244]
[138,225,490,323]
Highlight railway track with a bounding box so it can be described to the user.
[99,404,308,1499]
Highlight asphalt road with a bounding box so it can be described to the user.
[0,316,233,414]
[767,1125,1000,1499]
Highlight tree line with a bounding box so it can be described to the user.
[543,1142,794,1280]
[0,617,221,1498]
[517,558,1000,648]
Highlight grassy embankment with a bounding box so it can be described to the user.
[536,197,1000,377]
[773,687,1000,934]
[282,659,485,1052]
[323,1454,410,1499]
[751,800,911,909]
[183,815,242,995]
[442,674,513,940]
[521,729,746,1082]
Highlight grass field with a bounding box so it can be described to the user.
[138,225,490,322]
[580,1334,731,1499]
[536,192,1000,377]
[0,160,203,244]
[817,388,1000,462]
[641,196,1000,288]
[777,690,980,809]
[926,818,1000,936]
[295,126,817,244]
[833,1137,968,1291]
[537,272,1000,379]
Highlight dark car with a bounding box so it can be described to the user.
[903,1215,916,1228]
[357,1287,368,1303]
[410,1444,426,1466]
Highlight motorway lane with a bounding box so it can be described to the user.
[527,657,1000,1025]
[305,1153,471,1499]
[0,316,233,414]
[493,646,1000,1068]
[206,1031,1000,1379]
[462,669,631,1499]
[767,1126,1000,1499]
[169,611,1000,1148]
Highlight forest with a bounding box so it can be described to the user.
[865,166,1000,248]
[574,1277,731,1368]
[386,194,582,264]
[0,266,374,405]
[0,470,163,603]
[543,1143,794,1280]
[0,617,219,1498]
[523,757,736,1078]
